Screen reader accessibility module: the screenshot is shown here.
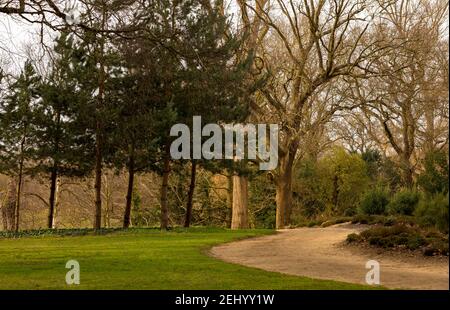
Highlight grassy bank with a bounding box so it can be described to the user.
[0,227,372,289]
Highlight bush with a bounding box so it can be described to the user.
[359,188,390,215]
[415,192,449,233]
[346,233,362,243]
[343,208,357,217]
[388,189,420,215]
[417,150,449,194]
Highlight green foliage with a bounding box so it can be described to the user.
[415,192,449,233]
[387,189,420,215]
[417,150,449,195]
[0,61,40,177]
[250,173,276,228]
[321,147,369,213]
[359,188,390,215]
[293,158,327,218]
[361,149,382,181]
[293,148,369,220]
[32,33,95,178]
[343,208,357,216]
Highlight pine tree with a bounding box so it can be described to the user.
[33,34,95,229]
[0,61,41,231]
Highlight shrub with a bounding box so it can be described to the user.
[346,233,362,243]
[423,239,449,256]
[388,189,420,215]
[415,192,449,233]
[417,150,449,194]
[300,197,326,218]
[343,208,357,217]
[351,224,448,255]
[359,188,390,215]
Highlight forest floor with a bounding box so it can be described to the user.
[0,227,372,289]
[209,223,449,290]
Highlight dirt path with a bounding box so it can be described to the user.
[210,224,449,290]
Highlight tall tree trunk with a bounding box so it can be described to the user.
[123,147,135,229]
[94,137,103,230]
[226,171,233,227]
[14,134,26,232]
[160,146,171,230]
[2,179,16,231]
[94,4,107,230]
[52,177,60,229]
[231,174,249,229]
[184,160,197,228]
[47,164,58,229]
[275,153,294,229]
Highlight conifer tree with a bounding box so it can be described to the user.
[0,61,41,231]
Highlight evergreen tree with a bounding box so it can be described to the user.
[0,61,41,231]
[33,34,95,228]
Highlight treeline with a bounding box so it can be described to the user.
[0,0,448,232]
[0,0,254,231]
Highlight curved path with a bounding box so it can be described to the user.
[210,224,449,289]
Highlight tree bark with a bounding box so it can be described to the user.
[231,174,249,229]
[275,153,294,229]
[94,3,107,230]
[226,171,233,227]
[52,176,60,229]
[47,164,58,229]
[14,133,26,232]
[123,148,135,229]
[1,179,16,231]
[160,146,171,230]
[184,160,197,228]
[94,136,103,230]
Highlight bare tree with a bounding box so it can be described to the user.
[351,0,448,187]
[248,0,386,228]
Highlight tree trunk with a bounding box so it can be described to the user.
[94,137,103,230]
[184,160,197,228]
[123,149,135,229]
[424,104,435,153]
[231,174,249,229]
[160,146,171,230]
[47,164,58,229]
[94,5,106,230]
[2,179,16,231]
[14,134,26,232]
[402,155,414,189]
[52,177,60,229]
[275,154,294,229]
[226,171,233,227]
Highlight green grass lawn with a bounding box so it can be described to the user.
[0,227,373,289]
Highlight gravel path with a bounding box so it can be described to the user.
[209,224,449,289]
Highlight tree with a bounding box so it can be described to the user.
[126,0,251,229]
[245,0,386,228]
[0,60,41,231]
[33,33,94,229]
[352,0,448,188]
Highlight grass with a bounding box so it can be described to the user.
[0,227,373,290]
